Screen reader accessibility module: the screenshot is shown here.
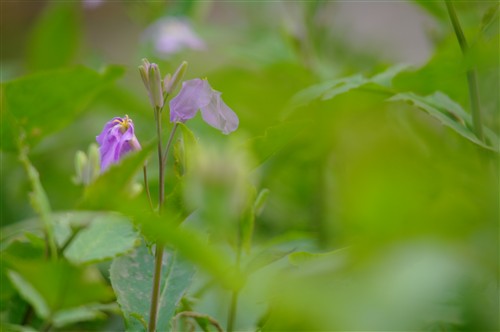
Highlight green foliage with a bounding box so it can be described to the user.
[62,213,139,265]
[109,243,195,331]
[27,2,81,70]
[1,66,124,150]
[389,91,498,150]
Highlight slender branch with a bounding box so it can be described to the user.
[444,0,484,141]
[143,165,153,210]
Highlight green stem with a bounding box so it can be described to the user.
[143,165,153,210]
[162,122,179,167]
[18,141,58,260]
[227,226,242,332]
[444,0,484,141]
[148,107,165,332]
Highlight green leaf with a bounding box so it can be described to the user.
[1,65,124,150]
[63,214,139,264]
[79,141,154,210]
[410,0,447,20]
[109,243,195,332]
[288,65,406,110]
[288,248,348,267]
[244,120,311,168]
[27,3,81,70]
[4,258,113,319]
[52,303,118,328]
[388,91,498,151]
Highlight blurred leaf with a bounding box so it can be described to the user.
[27,3,81,70]
[479,6,499,39]
[176,122,198,175]
[289,65,407,110]
[63,213,139,264]
[0,324,38,332]
[109,243,195,332]
[254,188,270,216]
[288,248,348,267]
[52,303,117,328]
[4,258,113,319]
[389,91,498,151]
[411,0,447,20]
[244,248,294,275]
[244,120,310,167]
[1,65,124,150]
[79,141,154,210]
[240,188,256,253]
[139,215,242,290]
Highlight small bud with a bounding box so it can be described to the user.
[149,64,164,109]
[73,151,87,184]
[164,61,188,95]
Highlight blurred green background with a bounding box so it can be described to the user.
[1,0,498,331]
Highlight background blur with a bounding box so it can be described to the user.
[1,0,498,331]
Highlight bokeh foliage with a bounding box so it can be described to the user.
[1,1,498,331]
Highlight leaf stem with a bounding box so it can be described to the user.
[444,0,484,141]
[162,122,179,167]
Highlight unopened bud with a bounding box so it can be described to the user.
[164,61,188,95]
[149,63,164,109]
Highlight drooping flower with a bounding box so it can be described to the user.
[169,79,239,134]
[96,115,141,171]
[145,17,205,57]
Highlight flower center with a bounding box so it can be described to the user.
[114,115,131,133]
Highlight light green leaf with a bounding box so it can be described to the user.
[64,214,139,264]
[289,65,407,110]
[27,2,81,70]
[1,65,124,150]
[79,141,154,210]
[110,243,196,332]
[4,258,114,319]
[7,270,50,319]
[389,91,498,151]
[52,303,118,328]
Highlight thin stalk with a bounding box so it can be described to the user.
[227,227,242,332]
[143,165,153,210]
[444,0,484,141]
[162,122,179,167]
[148,107,165,332]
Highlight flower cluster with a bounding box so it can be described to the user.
[96,60,238,171]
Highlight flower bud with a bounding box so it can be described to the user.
[164,61,188,95]
[149,63,164,109]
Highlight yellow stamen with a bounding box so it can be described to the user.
[113,115,131,133]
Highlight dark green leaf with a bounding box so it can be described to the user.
[109,243,195,332]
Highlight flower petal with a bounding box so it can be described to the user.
[200,91,239,134]
[169,79,212,122]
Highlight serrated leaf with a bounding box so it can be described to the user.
[1,65,124,151]
[109,243,195,332]
[289,65,407,110]
[27,2,81,70]
[64,214,139,264]
[388,91,498,151]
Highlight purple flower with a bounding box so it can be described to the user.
[145,18,205,57]
[169,79,239,134]
[96,115,141,172]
